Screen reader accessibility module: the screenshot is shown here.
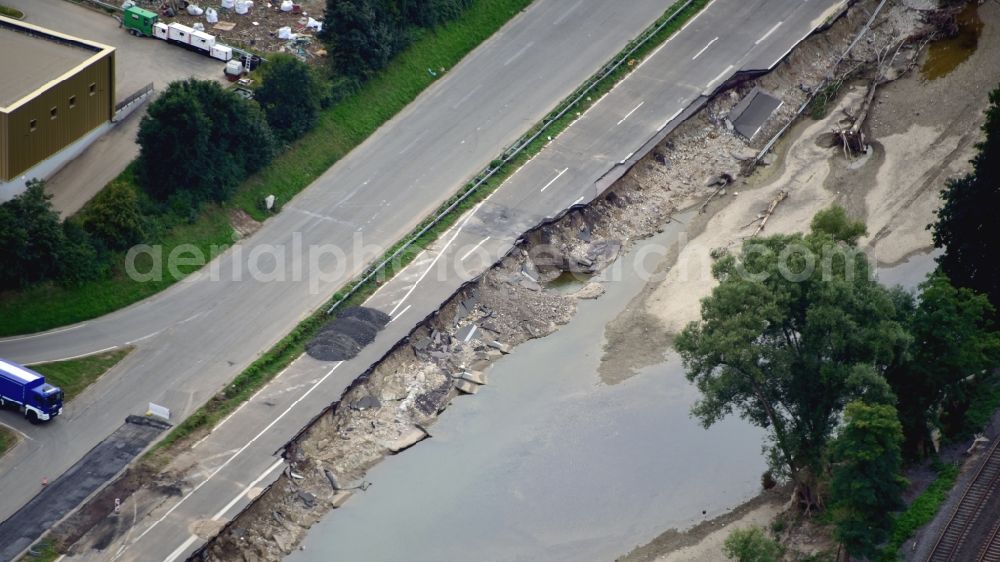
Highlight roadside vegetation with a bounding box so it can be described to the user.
[30,348,132,401]
[713,85,1000,560]
[0,426,15,459]
[0,5,23,18]
[0,0,533,336]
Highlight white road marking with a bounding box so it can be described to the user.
[503,41,535,66]
[659,107,685,132]
[619,151,636,165]
[398,133,426,155]
[691,36,718,60]
[27,346,119,366]
[705,64,734,91]
[552,0,584,26]
[212,458,285,521]
[540,168,569,192]
[387,304,411,324]
[388,203,482,316]
[126,330,162,346]
[755,21,783,45]
[162,534,199,562]
[0,323,87,342]
[617,101,645,125]
[461,236,491,261]
[129,361,346,551]
[453,84,482,109]
[573,196,585,206]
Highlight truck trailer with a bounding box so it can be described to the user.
[123,5,233,61]
[0,359,64,423]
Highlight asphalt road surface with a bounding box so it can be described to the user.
[0,0,847,559]
[0,0,688,523]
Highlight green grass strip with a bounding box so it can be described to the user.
[0,5,24,18]
[0,425,16,460]
[150,0,710,456]
[30,348,132,402]
[877,462,960,562]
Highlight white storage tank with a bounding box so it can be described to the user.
[225,59,245,79]
[167,23,194,44]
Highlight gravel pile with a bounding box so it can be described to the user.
[306,307,390,361]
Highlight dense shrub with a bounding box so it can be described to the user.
[136,79,276,205]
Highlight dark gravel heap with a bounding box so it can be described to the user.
[306,307,391,361]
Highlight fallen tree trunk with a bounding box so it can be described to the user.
[751,190,788,237]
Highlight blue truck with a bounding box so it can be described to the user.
[0,359,63,423]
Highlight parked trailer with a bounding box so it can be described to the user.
[123,5,232,61]
[0,359,63,424]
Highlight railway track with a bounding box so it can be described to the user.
[927,438,1000,562]
[977,520,1000,562]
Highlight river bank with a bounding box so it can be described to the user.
[186,1,986,559]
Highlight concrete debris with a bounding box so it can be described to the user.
[383,427,428,453]
[457,371,487,385]
[453,380,480,395]
[306,307,389,361]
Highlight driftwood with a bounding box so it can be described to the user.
[746,190,788,237]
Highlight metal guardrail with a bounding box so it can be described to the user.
[325,0,699,315]
[115,82,154,113]
[750,0,887,167]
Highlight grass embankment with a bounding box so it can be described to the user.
[0,0,533,337]
[0,426,16,459]
[31,348,132,401]
[150,0,709,455]
[0,5,24,18]
[877,462,960,561]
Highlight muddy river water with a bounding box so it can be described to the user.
[288,222,937,561]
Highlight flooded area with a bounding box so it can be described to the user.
[921,2,983,81]
[289,218,769,562]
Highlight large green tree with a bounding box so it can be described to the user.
[319,0,404,81]
[255,54,326,143]
[886,273,1000,455]
[676,207,906,510]
[932,85,1000,314]
[136,79,275,204]
[830,401,907,560]
[0,180,100,288]
[78,179,146,251]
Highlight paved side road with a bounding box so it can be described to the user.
[57,1,846,560]
[0,0,679,524]
[0,416,170,561]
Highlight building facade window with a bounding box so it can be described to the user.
[29,119,38,132]
[69,95,77,108]
[89,83,96,96]
[50,106,58,119]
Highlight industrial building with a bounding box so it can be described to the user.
[0,15,115,183]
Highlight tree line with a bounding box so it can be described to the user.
[685,86,1000,561]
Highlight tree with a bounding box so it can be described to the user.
[886,273,1000,454]
[255,55,325,143]
[0,180,100,288]
[723,527,783,562]
[830,401,907,560]
[320,0,404,81]
[79,179,146,250]
[136,79,275,204]
[676,207,906,510]
[932,85,1000,314]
